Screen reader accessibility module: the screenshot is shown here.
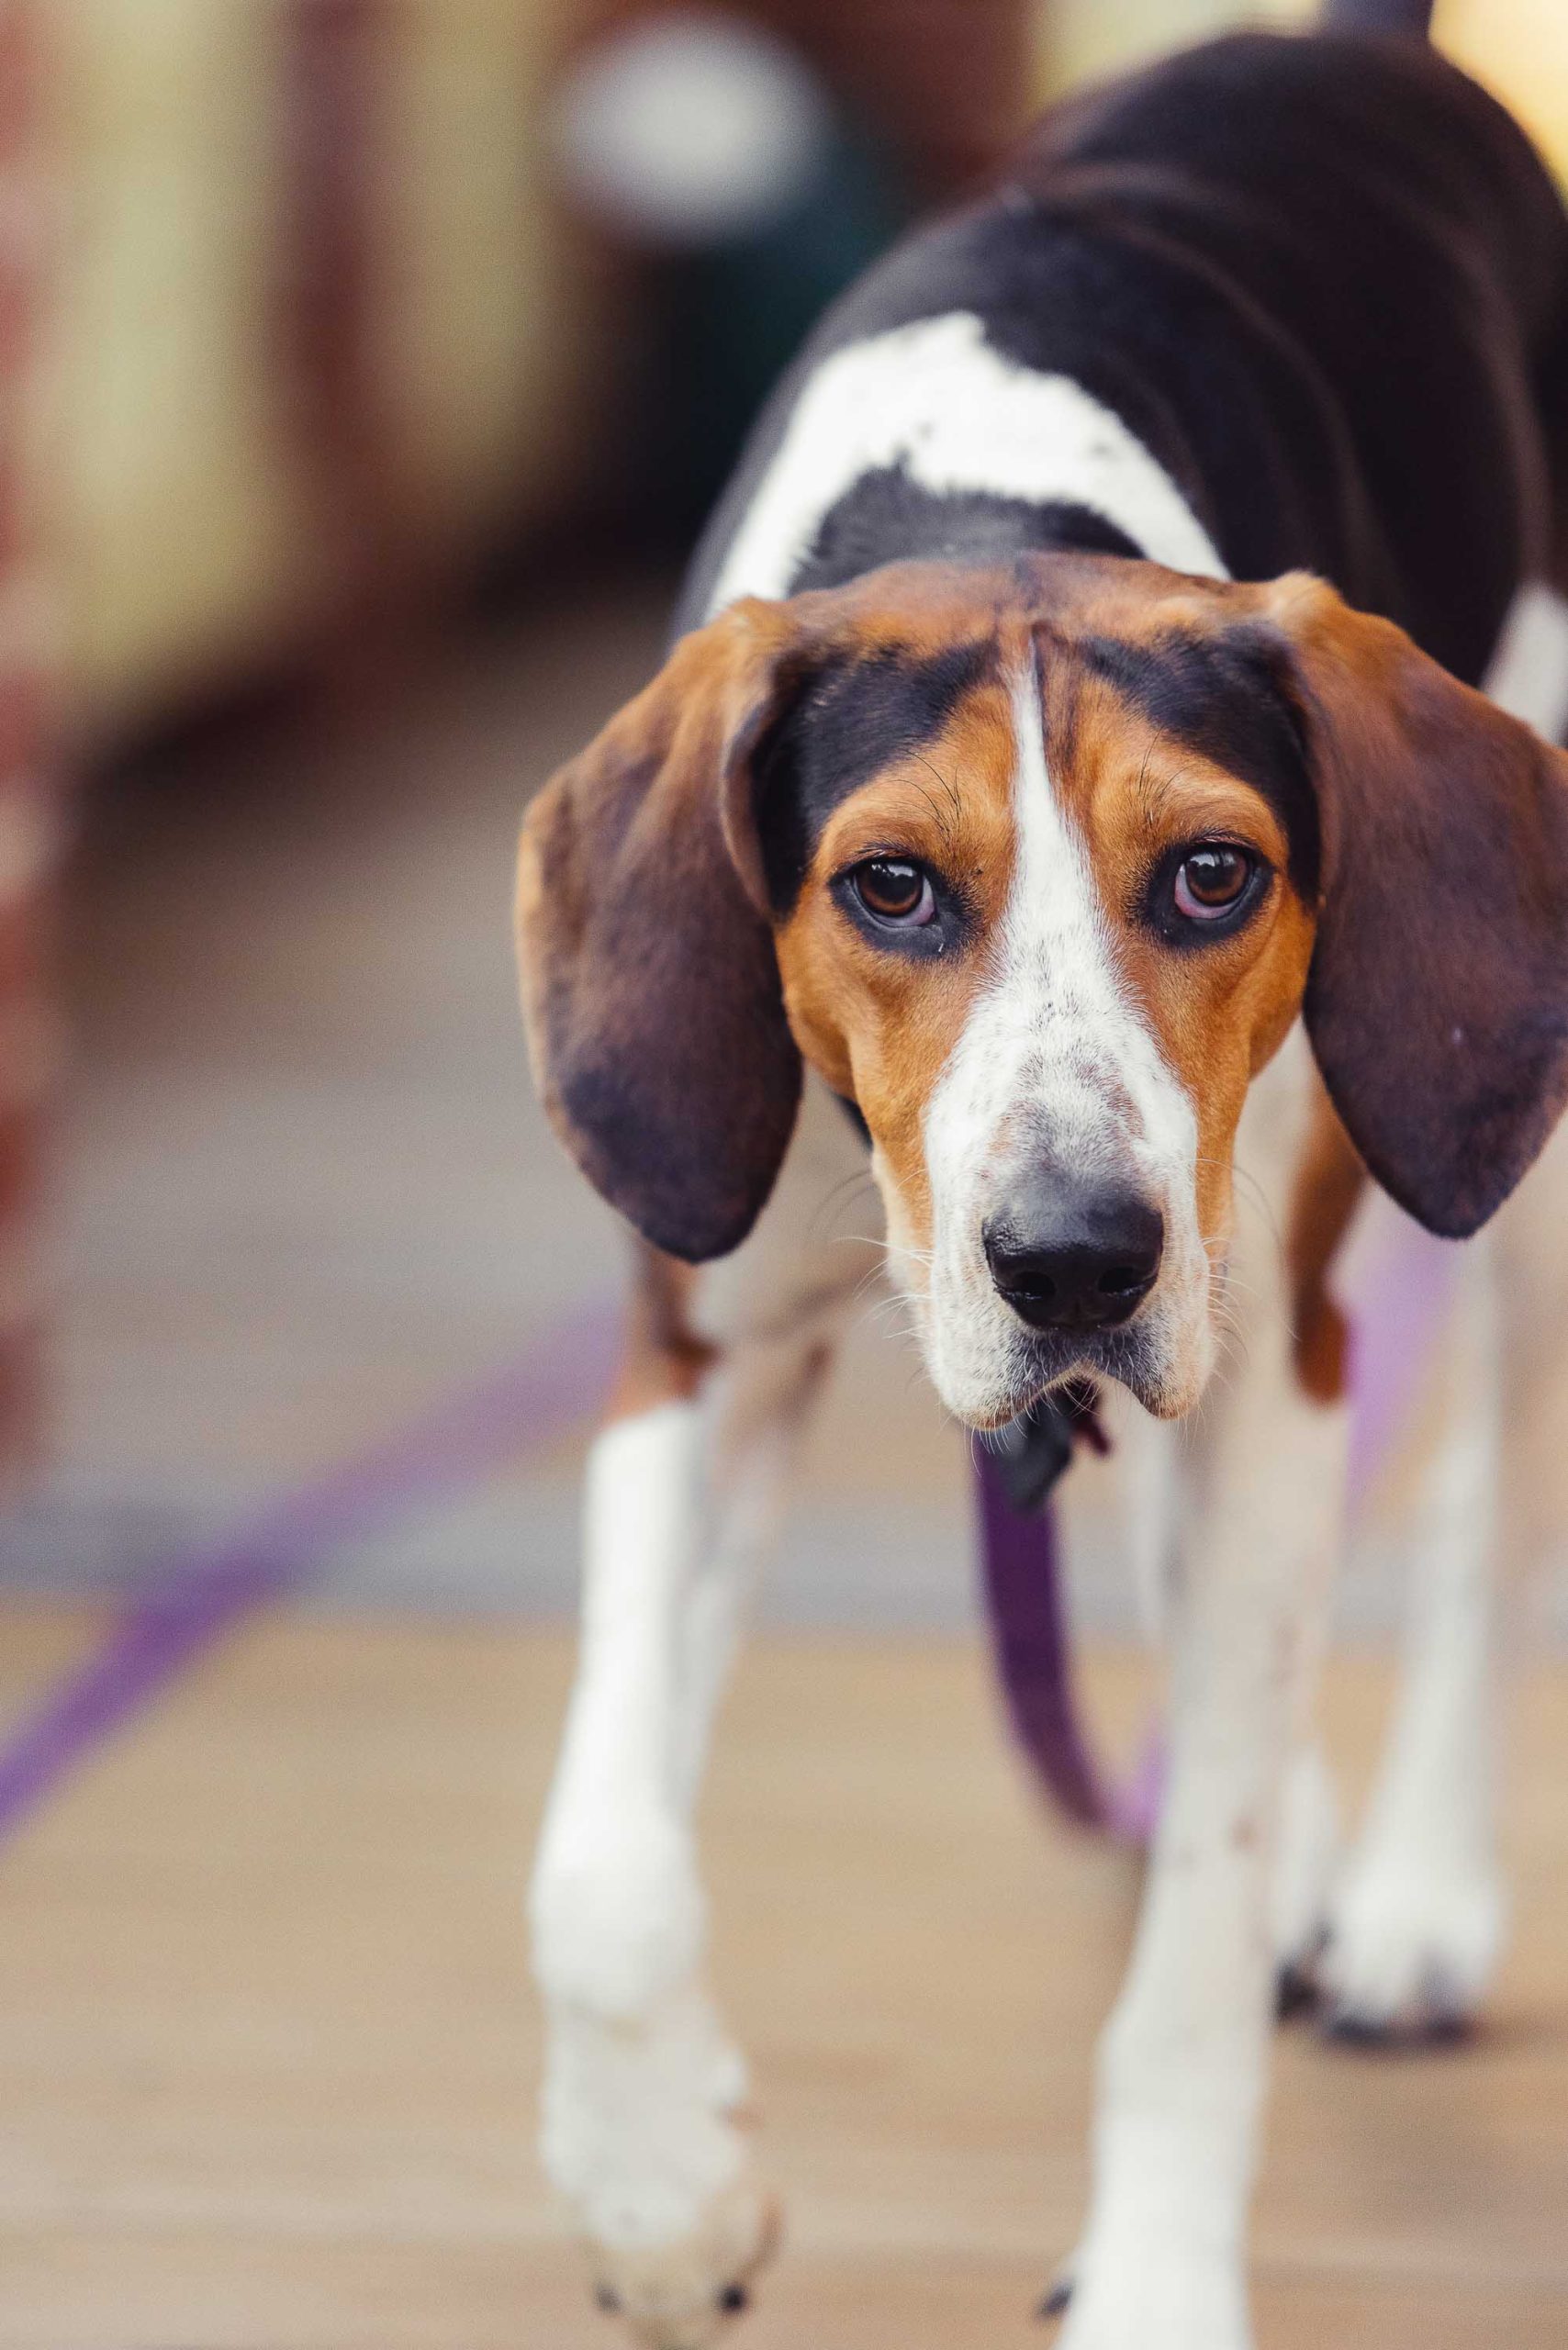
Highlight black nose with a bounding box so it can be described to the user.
[982,1183,1164,1332]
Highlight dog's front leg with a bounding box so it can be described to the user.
[1062,1156,1348,2347]
[532,1326,826,2348]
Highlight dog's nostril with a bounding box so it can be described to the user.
[1097,1260,1147,1298]
[1015,1269,1058,1301]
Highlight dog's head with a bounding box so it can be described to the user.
[518,556,1568,1426]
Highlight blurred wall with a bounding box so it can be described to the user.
[373,3,599,563]
[1036,0,1568,187]
[24,0,1568,748]
[34,0,605,744]
[29,0,1042,748]
[1441,0,1568,184]
[39,3,313,736]
[1036,0,1307,98]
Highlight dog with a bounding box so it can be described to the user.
[516,23,1568,2348]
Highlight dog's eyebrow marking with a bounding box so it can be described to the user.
[753,637,994,911]
[1077,626,1320,898]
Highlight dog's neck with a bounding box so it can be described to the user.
[703,310,1226,621]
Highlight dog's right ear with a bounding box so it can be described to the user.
[517,598,814,1262]
[1252,572,1568,1237]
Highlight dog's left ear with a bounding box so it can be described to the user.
[1254,572,1568,1237]
[516,597,814,1263]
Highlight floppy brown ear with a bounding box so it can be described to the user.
[1259,573,1568,1237]
[517,598,810,1262]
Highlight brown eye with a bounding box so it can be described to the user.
[850,856,935,926]
[1172,844,1256,923]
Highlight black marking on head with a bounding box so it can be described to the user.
[789,465,1142,597]
[752,637,994,912]
[1077,625,1320,899]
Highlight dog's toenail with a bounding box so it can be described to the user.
[594,2283,621,2312]
[718,2282,750,2313]
[1276,1960,1319,2020]
[1036,2277,1073,2321]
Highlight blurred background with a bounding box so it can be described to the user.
[5,0,1567,1628]
[0,3,1566,2344]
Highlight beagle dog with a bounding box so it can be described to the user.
[517,28,1568,2350]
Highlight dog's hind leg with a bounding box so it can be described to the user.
[531,1085,878,2349]
[1316,1230,1507,2040]
[1314,569,1568,2042]
[1271,1737,1340,2003]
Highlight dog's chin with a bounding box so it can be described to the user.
[922,1297,1210,1431]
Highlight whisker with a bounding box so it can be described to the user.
[913,754,961,845]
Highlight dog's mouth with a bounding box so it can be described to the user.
[983,1376,1108,1510]
[1017,1315,1165,1414]
[948,1288,1204,1429]
[942,1318,1142,1434]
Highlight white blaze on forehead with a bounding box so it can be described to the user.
[707,310,1226,616]
[924,666,1197,1194]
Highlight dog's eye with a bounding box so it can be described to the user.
[849,857,935,927]
[1172,844,1255,923]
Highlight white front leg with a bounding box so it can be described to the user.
[532,1388,790,2350]
[532,1083,874,2344]
[1062,1058,1348,2349]
[533,1404,710,2028]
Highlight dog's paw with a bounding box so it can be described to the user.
[1053,2240,1249,2349]
[587,2172,781,2350]
[1036,2260,1075,2322]
[1318,1845,1506,2042]
[1271,1742,1338,2009]
[541,1984,778,2346]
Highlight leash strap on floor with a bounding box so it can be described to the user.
[0,1303,622,1847]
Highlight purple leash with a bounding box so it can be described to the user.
[0,1302,622,1844]
[975,1442,1162,1842]
[975,1214,1460,1841]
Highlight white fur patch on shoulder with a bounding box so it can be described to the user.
[1482,580,1568,744]
[708,310,1226,615]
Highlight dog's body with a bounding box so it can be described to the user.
[520,31,1568,2349]
[686,28,1568,682]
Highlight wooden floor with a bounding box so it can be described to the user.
[0,1610,1564,2348]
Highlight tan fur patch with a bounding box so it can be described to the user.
[1284,1085,1366,1404]
[605,1245,718,1423]
[775,659,1019,1248]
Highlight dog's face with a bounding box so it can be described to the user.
[762,582,1314,1422]
[519,555,1568,1429]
